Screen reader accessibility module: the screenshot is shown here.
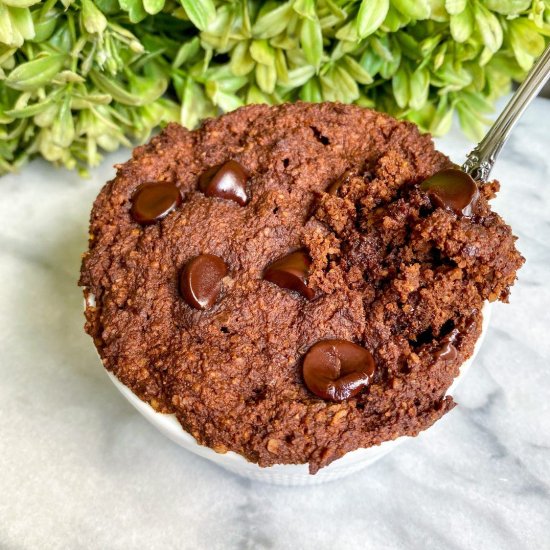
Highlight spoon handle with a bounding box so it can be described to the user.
[462,43,550,182]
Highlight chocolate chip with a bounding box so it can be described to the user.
[303,339,375,402]
[437,343,458,362]
[263,250,315,300]
[327,179,344,195]
[179,254,228,310]
[130,182,181,225]
[420,168,479,216]
[199,160,248,205]
[435,327,459,362]
[326,170,351,195]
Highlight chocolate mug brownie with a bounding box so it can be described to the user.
[80,103,523,473]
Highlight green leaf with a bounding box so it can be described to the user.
[179,0,215,30]
[392,0,431,20]
[199,5,235,52]
[300,16,323,69]
[38,128,64,162]
[335,20,359,41]
[429,97,454,135]
[209,74,248,94]
[33,102,59,128]
[179,78,213,129]
[118,0,147,23]
[529,0,546,27]
[206,80,244,111]
[293,0,316,19]
[474,2,503,53]
[172,37,201,69]
[274,48,289,82]
[30,8,61,42]
[330,38,359,61]
[432,43,447,70]
[320,65,359,102]
[54,70,85,84]
[255,63,277,94]
[0,4,16,46]
[71,93,113,109]
[252,2,293,39]
[89,70,153,106]
[377,37,402,78]
[5,54,67,91]
[299,77,322,102]
[409,67,430,109]
[246,84,269,105]
[466,62,486,92]
[371,36,394,62]
[483,0,530,15]
[286,65,316,87]
[5,96,55,118]
[508,18,546,71]
[342,55,373,84]
[360,47,383,76]
[381,4,411,32]
[460,90,494,114]
[51,95,75,148]
[143,0,165,15]
[420,34,443,57]
[356,0,390,39]
[2,0,40,7]
[250,39,275,66]
[396,32,421,60]
[380,55,402,79]
[392,64,410,108]
[356,93,375,108]
[80,0,107,34]
[94,0,119,14]
[479,46,494,67]
[322,0,348,20]
[428,0,448,22]
[230,40,255,76]
[128,71,169,105]
[270,35,299,50]
[334,65,359,101]
[445,0,466,15]
[433,58,472,90]
[450,4,473,42]
[456,101,487,141]
[9,6,34,41]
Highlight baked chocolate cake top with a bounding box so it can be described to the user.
[80,103,523,473]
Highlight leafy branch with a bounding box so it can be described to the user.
[0,0,549,176]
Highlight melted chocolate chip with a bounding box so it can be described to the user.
[179,254,228,310]
[420,168,479,216]
[326,170,353,195]
[130,182,181,225]
[327,177,345,195]
[303,339,375,402]
[435,328,459,362]
[263,250,315,300]
[199,160,248,205]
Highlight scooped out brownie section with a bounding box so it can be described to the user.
[80,102,523,474]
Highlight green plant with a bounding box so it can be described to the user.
[1,0,548,175]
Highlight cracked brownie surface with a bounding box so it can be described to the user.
[80,103,523,473]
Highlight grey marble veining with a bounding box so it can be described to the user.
[1,98,549,550]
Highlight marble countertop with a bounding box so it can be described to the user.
[1,98,549,550]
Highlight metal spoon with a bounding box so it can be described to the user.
[462,43,550,182]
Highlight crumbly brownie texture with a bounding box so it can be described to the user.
[80,103,523,473]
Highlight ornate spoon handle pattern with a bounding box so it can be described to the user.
[462,44,550,182]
